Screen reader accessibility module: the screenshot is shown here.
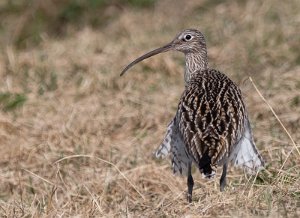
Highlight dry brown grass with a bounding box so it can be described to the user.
[0,0,300,217]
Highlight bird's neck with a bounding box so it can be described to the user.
[184,51,208,84]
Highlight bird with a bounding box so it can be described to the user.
[120,29,264,203]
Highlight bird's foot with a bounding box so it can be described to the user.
[220,179,226,192]
[187,193,192,203]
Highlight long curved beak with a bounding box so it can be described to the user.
[120,42,173,76]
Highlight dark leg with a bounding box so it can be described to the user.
[187,162,194,203]
[220,163,228,192]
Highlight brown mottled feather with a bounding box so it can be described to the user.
[177,69,246,174]
[121,29,264,202]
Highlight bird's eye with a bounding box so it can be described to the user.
[184,34,192,41]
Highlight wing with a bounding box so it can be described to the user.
[155,120,174,158]
[177,70,248,175]
[229,119,265,173]
[155,117,192,176]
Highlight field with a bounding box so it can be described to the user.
[0,0,300,217]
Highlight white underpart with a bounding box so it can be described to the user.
[155,118,191,176]
[201,171,215,179]
[229,120,264,174]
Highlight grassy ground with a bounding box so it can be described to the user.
[0,0,300,217]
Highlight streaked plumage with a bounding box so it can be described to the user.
[121,29,264,202]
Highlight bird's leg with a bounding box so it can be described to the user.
[220,163,228,192]
[187,162,194,203]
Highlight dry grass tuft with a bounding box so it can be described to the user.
[0,0,300,217]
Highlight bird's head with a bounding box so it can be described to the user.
[172,29,207,53]
[120,29,207,76]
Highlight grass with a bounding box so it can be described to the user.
[0,0,300,217]
[0,92,27,111]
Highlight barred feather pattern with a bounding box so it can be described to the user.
[177,69,263,177]
[155,69,264,177]
[155,118,192,176]
[122,29,264,201]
